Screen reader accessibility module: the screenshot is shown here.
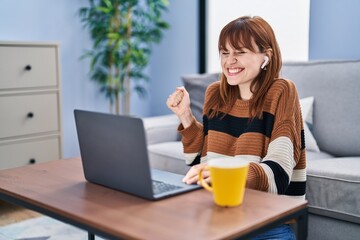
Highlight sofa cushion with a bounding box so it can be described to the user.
[308,214,360,240]
[148,141,190,175]
[306,150,333,161]
[306,157,360,224]
[281,60,360,157]
[300,96,320,152]
[143,114,180,144]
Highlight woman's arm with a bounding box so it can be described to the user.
[247,80,306,197]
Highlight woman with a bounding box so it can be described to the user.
[167,16,305,239]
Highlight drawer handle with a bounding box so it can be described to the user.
[27,112,34,118]
[29,158,36,164]
[25,65,32,71]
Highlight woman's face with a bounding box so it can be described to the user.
[220,40,265,95]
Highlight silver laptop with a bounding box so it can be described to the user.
[74,109,200,200]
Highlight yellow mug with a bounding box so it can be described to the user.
[199,158,249,207]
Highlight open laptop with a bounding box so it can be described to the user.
[74,109,201,200]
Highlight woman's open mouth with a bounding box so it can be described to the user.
[227,67,244,75]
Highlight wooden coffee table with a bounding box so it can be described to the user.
[0,158,307,240]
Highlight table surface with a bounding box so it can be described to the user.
[0,158,307,240]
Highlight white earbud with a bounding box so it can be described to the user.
[261,56,269,69]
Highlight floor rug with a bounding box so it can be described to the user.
[0,216,105,240]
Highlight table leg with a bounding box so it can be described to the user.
[297,209,308,240]
[88,232,95,240]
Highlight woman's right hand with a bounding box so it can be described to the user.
[182,162,210,185]
[166,87,193,128]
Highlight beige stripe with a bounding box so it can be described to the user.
[291,169,307,182]
[285,194,306,200]
[184,152,200,165]
[206,152,230,159]
[200,155,208,163]
[263,136,296,178]
[234,154,261,163]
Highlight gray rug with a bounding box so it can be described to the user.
[0,216,104,240]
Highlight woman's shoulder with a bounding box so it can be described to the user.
[203,81,221,113]
[264,78,300,114]
[268,78,298,98]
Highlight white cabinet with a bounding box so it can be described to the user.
[0,41,63,169]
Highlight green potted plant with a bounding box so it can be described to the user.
[79,0,169,115]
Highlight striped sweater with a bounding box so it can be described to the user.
[178,79,306,199]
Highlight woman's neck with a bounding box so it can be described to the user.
[238,86,253,100]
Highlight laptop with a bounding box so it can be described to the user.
[74,109,201,200]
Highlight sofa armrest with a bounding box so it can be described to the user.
[142,114,180,145]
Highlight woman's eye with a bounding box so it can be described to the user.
[221,52,229,55]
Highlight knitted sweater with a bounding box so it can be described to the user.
[178,79,306,199]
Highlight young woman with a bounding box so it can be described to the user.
[167,16,305,239]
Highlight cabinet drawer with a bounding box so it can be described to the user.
[0,137,60,169]
[0,93,59,139]
[0,46,57,90]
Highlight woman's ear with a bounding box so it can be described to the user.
[265,48,273,60]
[261,56,269,69]
[260,48,273,70]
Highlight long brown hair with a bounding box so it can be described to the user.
[206,16,282,119]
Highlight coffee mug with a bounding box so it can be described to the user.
[199,158,249,207]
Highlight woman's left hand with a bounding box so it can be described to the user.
[182,162,211,185]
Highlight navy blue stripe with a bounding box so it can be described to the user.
[262,160,289,194]
[285,181,306,196]
[203,111,274,138]
[203,114,208,135]
[301,129,305,150]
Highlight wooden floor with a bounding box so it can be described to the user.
[0,200,42,226]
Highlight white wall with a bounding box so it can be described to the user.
[207,0,310,73]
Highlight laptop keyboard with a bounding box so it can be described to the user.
[152,180,182,195]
